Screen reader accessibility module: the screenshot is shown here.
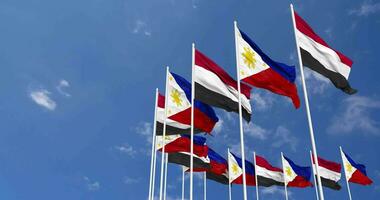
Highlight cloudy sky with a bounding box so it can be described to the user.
[0,0,379,199]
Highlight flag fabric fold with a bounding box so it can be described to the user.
[293,11,357,94]
[156,134,208,158]
[236,27,301,109]
[228,152,256,186]
[341,150,373,185]
[255,155,284,187]
[194,49,252,122]
[312,155,342,190]
[206,148,229,184]
[282,155,312,188]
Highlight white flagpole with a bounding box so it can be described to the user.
[253,152,259,200]
[310,150,320,200]
[340,146,353,200]
[233,20,248,200]
[204,172,207,200]
[148,89,159,200]
[281,152,289,200]
[163,154,168,200]
[190,43,195,200]
[290,4,325,200]
[182,167,185,200]
[159,67,170,200]
[228,148,232,200]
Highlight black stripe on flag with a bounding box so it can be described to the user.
[257,176,284,187]
[315,176,342,190]
[206,172,229,185]
[168,152,210,170]
[155,122,202,136]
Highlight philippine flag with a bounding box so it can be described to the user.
[165,71,219,134]
[282,155,312,187]
[156,134,208,158]
[228,152,256,186]
[235,26,300,109]
[340,149,373,185]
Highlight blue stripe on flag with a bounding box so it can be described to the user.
[284,156,311,181]
[180,134,206,146]
[344,151,368,176]
[208,148,227,164]
[231,152,255,175]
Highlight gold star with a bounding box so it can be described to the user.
[285,166,292,177]
[170,89,182,107]
[346,162,353,173]
[241,47,256,70]
[232,163,240,175]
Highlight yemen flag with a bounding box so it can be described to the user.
[282,155,312,188]
[255,155,284,187]
[156,134,208,158]
[293,10,357,94]
[312,155,342,190]
[228,152,256,186]
[157,72,219,135]
[194,49,252,122]
[341,150,373,185]
[236,27,300,109]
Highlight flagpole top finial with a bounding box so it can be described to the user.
[192,42,195,48]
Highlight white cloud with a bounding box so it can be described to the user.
[328,95,380,135]
[213,119,224,135]
[301,68,330,94]
[132,20,151,36]
[136,122,153,143]
[244,122,269,140]
[349,1,380,16]
[124,176,140,184]
[29,89,57,111]
[272,126,298,152]
[114,143,137,157]
[83,176,100,191]
[251,91,275,111]
[56,79,71,97]
[261,186,292,197]
[324,27,333,38]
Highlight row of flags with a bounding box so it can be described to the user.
[156,135,373,190]
[148,4,366,200]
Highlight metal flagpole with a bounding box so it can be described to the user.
[204,172,207,200]
[151,136,158,200]
[159,67,170,200]
[281,152,289,200]
[228,148,232,200]
[253,152,259,200]
[340,146,353,200]
[163,154,168,200]
[310,151,320,200]
[290,4,325,200]
[148,89,159,200]
[182,167,185,200]
[190,43,195,200]
[233,20,248,200]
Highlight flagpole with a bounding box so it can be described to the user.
[290,4,325,200]
[148,88,159,200]
[281,152,289,200]
[159,67,170,200]
[310,150,320,200]
[190,42,196,200]
[182,167,185,200]
[163,154,168,200]
[234,20,248,200]
[340,146,353,200]
[204,172,207,200]
[228,148,232,200]
[253,152,259,200]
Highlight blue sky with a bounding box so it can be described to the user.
[0,0,379,199]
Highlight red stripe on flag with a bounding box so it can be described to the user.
[312,156,341,173]
[158,93,165,108]
[256,155,282,172]
[294,11,353,67]
[349,170,373,185]
[195,49,251,98]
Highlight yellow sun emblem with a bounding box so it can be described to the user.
[232,163,240,174]
[285,166,292,177]
[346,162,353,173]
[242,47,256,70]
[170,89,182,107]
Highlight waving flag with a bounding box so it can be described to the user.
[255,154,284,187]
[161,72,218,135]
[235,27,300,109]
[312,155,342,190]
[293,11,357,94]
[282,155,312,187]
[228,152,256,185]
[194,49,252,122]
[206,148,229,184]
[156,135,208,157]
[341,150,372,185]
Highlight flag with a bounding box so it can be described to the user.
[293,11,357,94]
[228,152,256,186]
[282,155,312,187]
[156,134,208,158]
[168,152,210,170]
[157,72,219,135]
[236,27,301,108]
[312,155,342,190]
[206,148,229,184]
[341,150,373,185]
[255,154,284,187]
[194,49,252,122]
